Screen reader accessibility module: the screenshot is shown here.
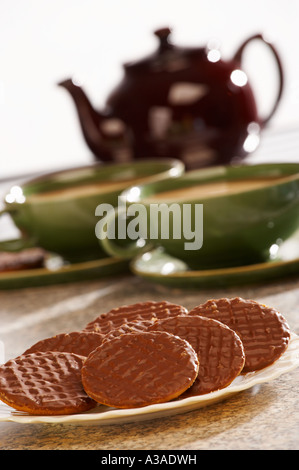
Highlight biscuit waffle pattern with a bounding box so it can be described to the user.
[83,301,187,334]
[189,297,291,372]
[81,331,199,408]
[0,351,96,415]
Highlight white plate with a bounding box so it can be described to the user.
[0,333,298,425]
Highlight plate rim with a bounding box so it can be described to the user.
[130,247,299,279]
[0,254,128,282]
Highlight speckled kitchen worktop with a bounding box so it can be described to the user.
[0,274,298,450]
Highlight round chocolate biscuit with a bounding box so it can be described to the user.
[145,315,245,396]
[83,300,187,335]
[81,331,199,408]
[0,247,45,272]
[23,331,105,357]
[189,297,291,373]
[0,351,97,415]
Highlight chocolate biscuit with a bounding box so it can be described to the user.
[146,315,245,396]
[0,351,97,415]
[23,331,105,357]
[83,300,187,335]
[0,247,45,272]
[189,297,291,372]
[81,331,199,408]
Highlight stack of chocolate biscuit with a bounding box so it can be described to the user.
[0,298,291,415]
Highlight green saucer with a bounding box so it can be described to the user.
[130,231,299,288]
[0,252,129,290]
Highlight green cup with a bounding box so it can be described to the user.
[99,163,299,269]
[0,159,184,261]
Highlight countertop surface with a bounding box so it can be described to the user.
[0,272,298,450]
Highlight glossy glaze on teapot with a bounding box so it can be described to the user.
[59,27,283,169]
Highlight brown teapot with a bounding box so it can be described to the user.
[59,27,283,169]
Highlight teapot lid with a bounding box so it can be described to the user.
[124,27,205,72]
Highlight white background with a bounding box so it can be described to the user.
[0,0,298,179]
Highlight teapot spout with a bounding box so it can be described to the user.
[58,78,114,161]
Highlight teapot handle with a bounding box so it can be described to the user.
[233,33,284,127]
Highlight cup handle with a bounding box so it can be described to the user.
[98,207,152,259]
[233,33,284,127]
[0,207,36,252]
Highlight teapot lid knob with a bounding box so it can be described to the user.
[154,27,172,49]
